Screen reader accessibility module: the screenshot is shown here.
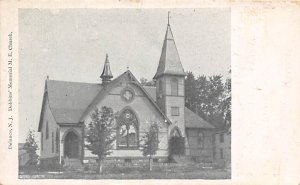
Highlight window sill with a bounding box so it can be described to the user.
[117,146,139,150]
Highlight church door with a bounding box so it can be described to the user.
[169,127,185,155]
[64,131,79,158]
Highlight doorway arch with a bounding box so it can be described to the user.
[64,131,80,158]
[169,126,185,155]
[170,126,182,137]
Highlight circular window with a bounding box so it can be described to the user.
[121,88,135,103]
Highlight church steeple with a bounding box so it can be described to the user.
[154,13,186,138]
[100,54,113,84]
[153,14,185,79]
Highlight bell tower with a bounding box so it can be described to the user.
[154,13,186,137]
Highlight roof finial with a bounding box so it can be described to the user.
[101,53,113,85]
[127,65,129,70]
[168,11,170,25]
[46,75,49,80]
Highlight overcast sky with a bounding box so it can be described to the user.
[19,8,230,143]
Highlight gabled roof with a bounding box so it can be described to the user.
[38,80,102,131]
[80,70,172,125]
[153,24,186,79]
[38,71,214,131]
[79,70,135,121]
[184,107,215,129]
[38,71,172,132]
[47,80,102,123]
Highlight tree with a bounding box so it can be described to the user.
[185,73,228,128]
[140,123,159,171]
[185,72,197,112]
[85,106,116,173]
[140,77,155,86]
[23,129,39,167]
[194,75,209,119]
[219,77,231,129]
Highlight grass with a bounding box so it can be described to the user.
[19,164,231,179]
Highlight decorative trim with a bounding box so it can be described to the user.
[61,128,81,142]
[120,87,135,103]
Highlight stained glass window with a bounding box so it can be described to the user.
[117,109,138,149]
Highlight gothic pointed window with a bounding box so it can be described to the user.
[159,80,163,95]
[46,121,49,139]
[198,131,204,148]
[56,128,59,153]
[52,132,54,153]
[171,127,181,137]
[117,109,139,149]
[41,132,43,151]
[150,125,159,148]
[171,78,178,96]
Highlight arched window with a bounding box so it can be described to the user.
[56,128,59,153]
[150,125,159,148]
[41,132,43,151]
[117,109,139,149]
[159,80,163,95]
[171,78,178,96]
[46,121,49,139]
[64,130,79,158]
[169,127,184,155]
[198,131,204,148]
[51,132,54,153]
[171,127,182,137]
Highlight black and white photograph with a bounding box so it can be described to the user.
[1,1,300,184]
[18,9,231,179]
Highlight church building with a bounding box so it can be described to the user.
[38,20,215,169]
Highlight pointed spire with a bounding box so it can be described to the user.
[100,53,113,84]
[168,11,170,25]
[153,13,185,79]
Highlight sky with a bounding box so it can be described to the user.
[19,8,230,143]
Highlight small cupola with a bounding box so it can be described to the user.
[100,54,113,85]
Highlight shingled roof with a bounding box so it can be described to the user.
[38,71,172,132]
[153,24,186,79]
[38,80,102,131]
[142,86,156,100]
[184,107,215,129]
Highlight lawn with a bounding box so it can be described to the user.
[19,164,231,179]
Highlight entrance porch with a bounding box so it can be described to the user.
[59,127,83,167]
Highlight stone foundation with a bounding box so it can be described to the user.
[82,157,168,171]
[40,156,60,170]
